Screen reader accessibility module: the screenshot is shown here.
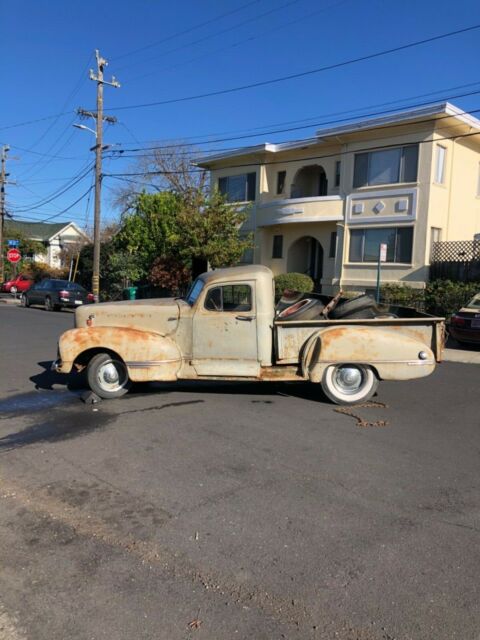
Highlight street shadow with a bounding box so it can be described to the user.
[30,362,336,406]
[30,361,88,392]
[128,379,333,405]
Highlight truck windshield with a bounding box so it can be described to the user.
[186,279,204,306]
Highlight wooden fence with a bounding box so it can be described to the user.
[430,240,480,281]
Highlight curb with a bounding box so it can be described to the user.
[443,348,480,365]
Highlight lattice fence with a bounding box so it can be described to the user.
[430,240,480,282]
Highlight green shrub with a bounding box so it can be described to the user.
[274,272,314,298]
[380,279,480,317]
[425,280,480,318]
[380,283,425,310]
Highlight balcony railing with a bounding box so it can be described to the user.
[255,195,344,227]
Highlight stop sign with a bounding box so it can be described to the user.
[7,248,21,263]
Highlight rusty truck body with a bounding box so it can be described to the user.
[53,265,445,405]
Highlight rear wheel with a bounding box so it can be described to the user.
[10,286,17,295]
[321,364,378,405]
[45,296,54,312]
[87,353,131,399]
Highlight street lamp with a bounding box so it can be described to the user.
[73,123,97,137]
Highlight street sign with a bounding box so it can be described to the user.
[7,239,20,248]
[379,243,388,263]
[6,248,21,263]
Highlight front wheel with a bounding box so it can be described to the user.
[87,353,131,399]
[321,364,378,405]
[21,294,30,307]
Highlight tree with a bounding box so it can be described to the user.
[3,223,46,279]
[111,190,252,292]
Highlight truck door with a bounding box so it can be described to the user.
[192,281,259,377]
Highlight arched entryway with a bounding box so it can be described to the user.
[290,165,328,199]
[287,236,324,290]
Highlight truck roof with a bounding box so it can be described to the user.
[199,264,273,285]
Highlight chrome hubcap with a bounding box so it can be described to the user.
[97,361,126,392]
[333,366,364,394]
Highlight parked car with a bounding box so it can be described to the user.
[1,274,33,294]
[449,293,480,345]
[21,279,94,311]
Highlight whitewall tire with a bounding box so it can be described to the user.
[321,364,378,405]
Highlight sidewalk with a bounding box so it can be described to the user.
[0,294,21,305]
[443,345,480,364]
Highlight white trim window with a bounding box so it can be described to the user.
[353,145,418,188]
[434,144,447,184]
[349,226,413,263]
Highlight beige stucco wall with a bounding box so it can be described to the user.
[205,116,480,292]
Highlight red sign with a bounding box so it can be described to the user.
[7,248,21,263]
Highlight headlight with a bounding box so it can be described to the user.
[418,351,428,360]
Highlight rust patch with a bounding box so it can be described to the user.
[334,401,389,428]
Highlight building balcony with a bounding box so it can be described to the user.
[255,195,344,227]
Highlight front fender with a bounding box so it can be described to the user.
[58,326,182,382]
[304,325,435,382]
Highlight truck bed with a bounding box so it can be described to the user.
[274,312,445,364]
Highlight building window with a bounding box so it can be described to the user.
[434,145,446,184]
[218,172,256,202]
[349,227,413,263]
[353,145,418,188]
[334,161,341,187]
[272,235,283,259]
[205,284,252,312]
[277,171,286,195]
[329,231,337,258]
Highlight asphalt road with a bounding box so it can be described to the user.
[0,304,479,640]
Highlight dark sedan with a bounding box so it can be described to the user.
[21,279,94,311]
[449,293,480,345]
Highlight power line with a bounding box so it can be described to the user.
[106,90,480,156]
[112,0,261,62]
[130,0,350,84]
[0,111,72,132]
[114,80,480,147]
[105,129,480,177]
[12,161,94,212]
[124,0,302,80]
[106,22,480,112]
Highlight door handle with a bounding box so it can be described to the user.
[235,315,255,321]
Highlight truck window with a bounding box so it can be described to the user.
[186,279,204,306]
[204,284,252,312]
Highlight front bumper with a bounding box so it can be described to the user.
[51,359,62,372]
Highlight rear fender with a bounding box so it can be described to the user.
[58,327,181,382]
[303,325,436,382]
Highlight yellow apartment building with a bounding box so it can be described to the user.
[197,102,480,294]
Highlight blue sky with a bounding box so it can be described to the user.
[2,0,480,229]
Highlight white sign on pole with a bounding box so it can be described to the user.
[379,243,388,262]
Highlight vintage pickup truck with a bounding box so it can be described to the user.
[53,265,445,405]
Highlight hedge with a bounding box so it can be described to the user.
[274,273,314,298]
[381,280,480,317]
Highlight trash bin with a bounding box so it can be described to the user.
[123,286,138,300]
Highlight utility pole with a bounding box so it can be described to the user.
[0,145,10,284]
[77,50,120,302]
